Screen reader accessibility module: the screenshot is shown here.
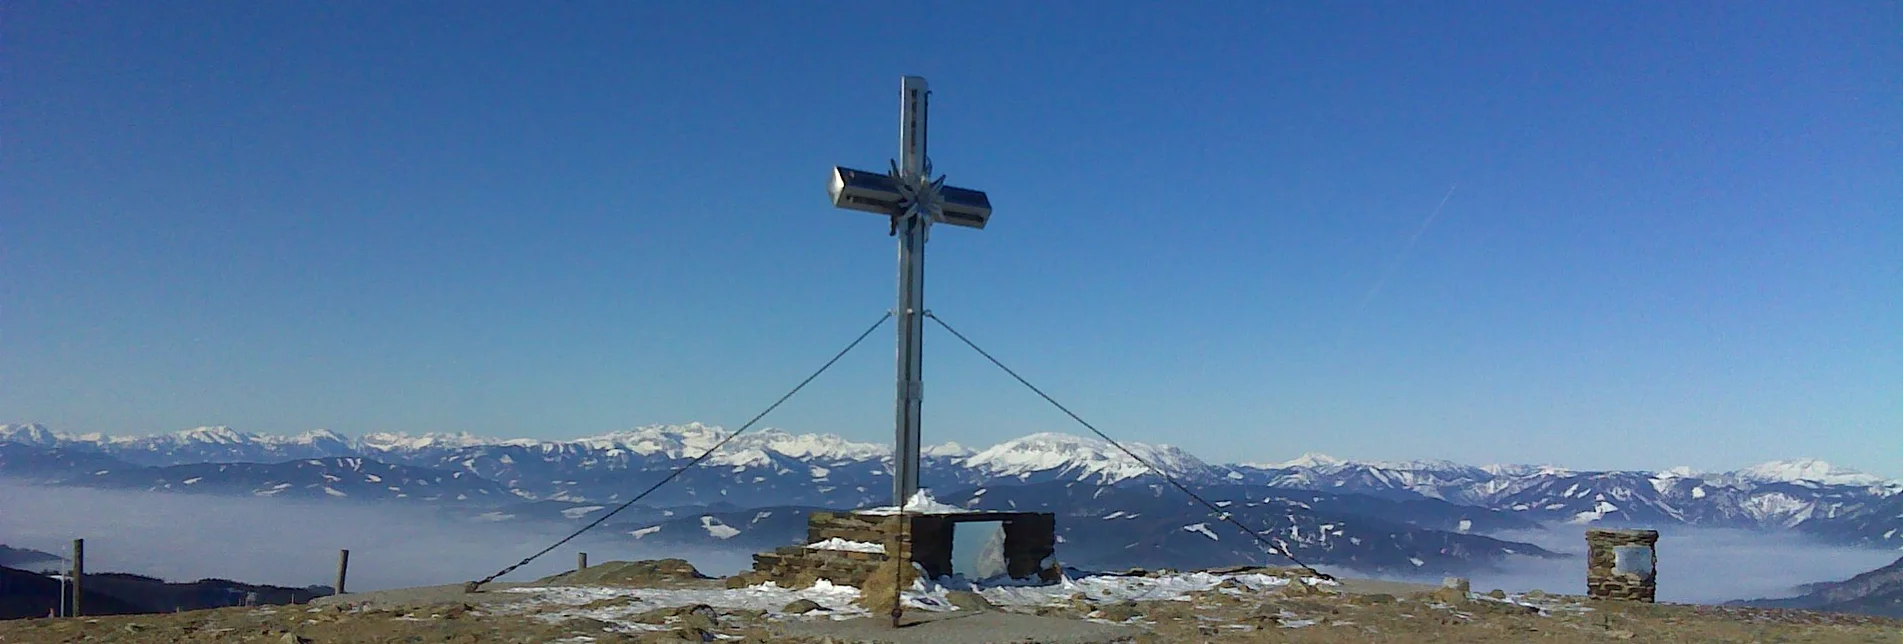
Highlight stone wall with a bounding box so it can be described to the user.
[745,510,1058,588]
[1586,528,1658,602]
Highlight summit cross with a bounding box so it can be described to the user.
[827,76,993,508]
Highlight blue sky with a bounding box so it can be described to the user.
[4,2,1898,474]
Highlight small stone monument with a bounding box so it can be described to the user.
[1585,528,1658,602]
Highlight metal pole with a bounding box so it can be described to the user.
[70,539,83,617]
[335,549,350,595]
[892,75,929,507]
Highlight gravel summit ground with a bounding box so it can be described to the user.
[2,560,1899,644]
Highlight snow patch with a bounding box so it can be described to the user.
[1183,523,1219,541]
[857,490,974,515]
[805,538,886,554]
[700,516,740,539]
[561,505,606,519]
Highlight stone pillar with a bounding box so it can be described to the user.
[1001,514,1057,580]
[1586,528,1658,602]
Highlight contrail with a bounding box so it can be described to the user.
[1356,184,1458,310]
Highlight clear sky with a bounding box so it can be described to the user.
[4,2,1898,475]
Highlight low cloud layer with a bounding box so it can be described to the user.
[1356,525,1902,604]
[0,482,752,591]
[5,482,1898,603]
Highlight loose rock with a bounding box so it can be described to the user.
[782,599,825,614]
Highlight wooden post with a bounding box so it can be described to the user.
[577,552,588,572]
[70,538,84,617]
[335,549,350,595]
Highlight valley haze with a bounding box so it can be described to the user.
[3,422,1900,604]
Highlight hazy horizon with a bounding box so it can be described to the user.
[4,420,1899,480]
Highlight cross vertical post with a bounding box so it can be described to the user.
[827,76,994,510]
[892,76,928,507]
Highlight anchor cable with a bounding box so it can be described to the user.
[466,311,893,591]
[925,311,1335,581]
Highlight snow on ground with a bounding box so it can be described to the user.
[699,516,741,539]
[498,569,1337,633]
[502,580,867,629]
[804,538,886,553]
[973,571,1315,608]
[856,490,976,515]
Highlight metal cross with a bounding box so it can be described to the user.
[828,76,992,508]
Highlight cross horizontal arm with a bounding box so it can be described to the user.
[827,166,993,229]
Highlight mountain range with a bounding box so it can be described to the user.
[4,423,1900,575]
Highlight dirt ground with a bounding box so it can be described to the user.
[3,568,1900,644]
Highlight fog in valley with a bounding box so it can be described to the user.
[6,481,1898,603]
[1354,524,1902,604]
[0,482,753,592]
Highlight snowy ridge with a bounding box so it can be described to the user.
[6,422,1903,548]
[1726,459,1891,488]
[961,432,1218,484]
[11,423,1895,491]
[0,424,62,447]
[922,442,974,458]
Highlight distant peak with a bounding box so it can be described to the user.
[964,432,1209,483]
[284,428,349,445]
[0,423,63,445]
[170,426,254,444]
[922,442,973,458]
[1733,458,1885,486]
[1270,452,1344,469]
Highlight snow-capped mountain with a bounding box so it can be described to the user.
[1229,453,1498,503]
[1722,459,1897,489]
[961,432,1220,485]
[0,424,62,447]
[0,424,357,466]
[3,423,1899,552]
[1247,454,1903,546]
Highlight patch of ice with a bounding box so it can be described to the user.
[1183,523,1219,541]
